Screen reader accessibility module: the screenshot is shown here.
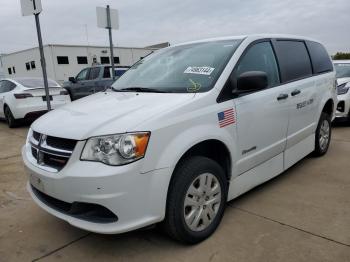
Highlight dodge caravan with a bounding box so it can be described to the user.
[22,35,337,244]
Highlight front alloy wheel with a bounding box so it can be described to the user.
[163,156,227,244]
[184,173,221,232]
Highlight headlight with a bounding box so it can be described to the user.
[81,132,150,166]
[337,83,349,95]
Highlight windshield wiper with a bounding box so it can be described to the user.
[117,87,167,93]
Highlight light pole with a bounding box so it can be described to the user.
[106,5,116,81]
[34,11,51,110]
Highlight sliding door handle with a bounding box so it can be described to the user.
[291,89,301,96]
[277,93,289,101]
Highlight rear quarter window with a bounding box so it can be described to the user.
[274,40,313,83]
[306,41,333,74]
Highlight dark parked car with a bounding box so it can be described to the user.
[63,65,129,100]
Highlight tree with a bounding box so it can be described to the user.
[333,52,350,60]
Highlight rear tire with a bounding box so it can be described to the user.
[313,112,331,156]
[4,106,18,128]
[162,156,227,244]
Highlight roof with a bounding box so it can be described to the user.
[172,34,321,47]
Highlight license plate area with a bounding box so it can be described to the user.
[30,173,45,193]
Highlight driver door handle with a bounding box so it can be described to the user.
[277,93,289,101]
[291,89,301,96]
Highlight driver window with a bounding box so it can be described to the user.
[235,41,280,88]
[76,68,89,81]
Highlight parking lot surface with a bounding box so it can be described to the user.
[0,121,349,262]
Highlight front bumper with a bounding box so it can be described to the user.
[22,145,171,234]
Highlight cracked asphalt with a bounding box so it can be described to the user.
[0,121,349,262]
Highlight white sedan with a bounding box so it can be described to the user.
[0,78,71,128]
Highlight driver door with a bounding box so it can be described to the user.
[71,68,91,100]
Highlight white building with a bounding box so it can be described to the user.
[0,55,5,79]
[1,44,165,83]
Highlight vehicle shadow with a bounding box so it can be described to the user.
[332,120,350,128]
[0,118,35,128]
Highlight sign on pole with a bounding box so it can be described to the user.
[97,6,119,81]
[96,6,119,29]
[21,0,51,111]
[20,0,42,16]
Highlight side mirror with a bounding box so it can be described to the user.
[69,77,76,83]
[236,71,268,92]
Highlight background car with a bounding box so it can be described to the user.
[0,77,71,128]
[63,65,129,100]
[334,60,350,121]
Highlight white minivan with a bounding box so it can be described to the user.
[22,35,336,244]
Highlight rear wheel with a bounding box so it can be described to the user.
[4,106,18,128]
[313,112,331,156]
[163,156,227,244]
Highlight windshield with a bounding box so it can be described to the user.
[334,63,350,78]
[112,40,242,93]
[16,78,60,88]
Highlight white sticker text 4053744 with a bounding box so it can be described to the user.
[184,66,215,76]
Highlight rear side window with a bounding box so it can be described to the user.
[274,40,312,83]
[0,81,4,93]
[115,69,127,77]
[89,67,100,80]
[1,80,16,92]
[103,67,111,78]
[306,41,333,74]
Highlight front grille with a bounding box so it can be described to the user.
[46,136,76,151]
[29,131,77,172]
[31,185,118,223]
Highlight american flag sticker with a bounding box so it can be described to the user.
[218,108,235,128]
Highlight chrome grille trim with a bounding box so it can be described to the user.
[27,131,77,172]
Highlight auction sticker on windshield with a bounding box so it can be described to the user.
[184,66,215,75]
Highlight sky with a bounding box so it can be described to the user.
[0,0,349,55]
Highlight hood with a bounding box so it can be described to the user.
[337,77,350,86]
[32,91,195,140]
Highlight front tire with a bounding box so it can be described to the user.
[313,112,331,156]
[163,156,227,244]
[4,106,18,128]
